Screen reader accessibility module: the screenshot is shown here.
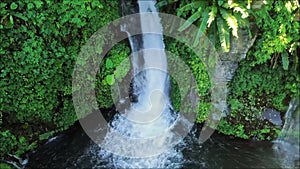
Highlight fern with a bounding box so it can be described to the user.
[158,0,250,52]
[207,6,218,27]
[217,17,230,52]
[220,8,239,38]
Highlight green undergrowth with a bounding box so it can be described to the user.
[164,38,211,123]
[218,58,299,140]
[0,0,120,162]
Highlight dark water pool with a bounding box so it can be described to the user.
[26,121,296,169]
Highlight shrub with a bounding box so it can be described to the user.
[0,0,120,158]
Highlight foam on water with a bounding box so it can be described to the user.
[98,0,190,168]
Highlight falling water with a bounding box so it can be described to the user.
[273,97,300,168]
[99,0,191,168]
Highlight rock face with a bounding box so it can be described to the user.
[211,28,257,118]
[273,97,300,168]
[260,108,283,126]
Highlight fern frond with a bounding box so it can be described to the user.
[220,8,239,38]
[193,8,210,46]
[217,17,230,52]
[178,8,202,31]
[247,0,252,9]
[207,6,218,27]
[229,2,249,18]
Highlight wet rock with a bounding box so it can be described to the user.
[260,108,283,126]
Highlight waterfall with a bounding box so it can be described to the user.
[99,0,190,168]
[273,97,300,168]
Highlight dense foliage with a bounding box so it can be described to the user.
[0,0,299,167]
[158,0,299,140]
[157,0,251,52]
[218,58,299,140]
[165,38,211,122]
[217,0,299,140]
[0,0,120,161]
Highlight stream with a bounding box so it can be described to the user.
[27,121,286,168]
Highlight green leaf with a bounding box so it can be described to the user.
[178,8,202,31]
[193,8,210,46]
[282,51,289,70]
[9,15,13,25]
[10,2,18,10]
[13,13,28,21]
[217,17,230,52]
[105,75,115,85]
[177,1,205,16]
[217,0,224,6]
[34,1,43,9]
[92,1,103,9]
[155,0,178,8]
[27,3,34,10]
[105,59,114,69]
[207,6,217,27]
[220,8,239,38]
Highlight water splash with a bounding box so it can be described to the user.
[99,0,190,168]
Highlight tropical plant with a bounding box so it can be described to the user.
[156,0,251,52]
[250,0,299,70]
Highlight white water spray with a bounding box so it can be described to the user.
[99,0,190,168]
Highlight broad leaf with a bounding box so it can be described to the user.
[105,59,114,69]
[178,8,202,31]
[193,8,210,47]
[105,75,115,85]
[217,17,230,52]
[10,2,18,10]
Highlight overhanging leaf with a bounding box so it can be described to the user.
[217,17,230,52]
[220,8,239,38]
[207,6,218,27]
[193,8,210,47]
[178,8,202,31]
